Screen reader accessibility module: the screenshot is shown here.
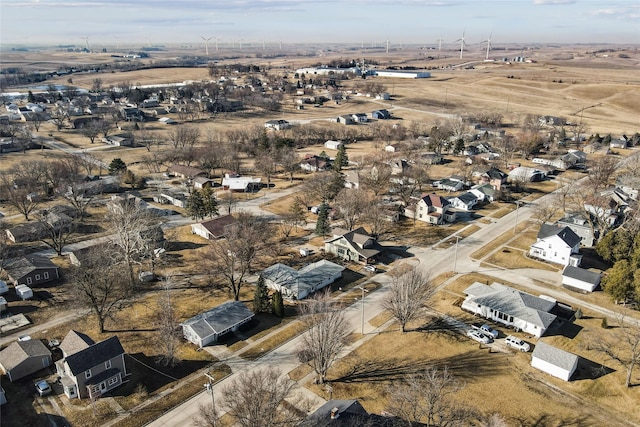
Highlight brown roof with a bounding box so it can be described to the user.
[197,215,237,238]
[60,330,95,357]
[421,193,448,208]
[0,340,51,372]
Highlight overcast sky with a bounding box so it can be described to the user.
[1,0,638,48]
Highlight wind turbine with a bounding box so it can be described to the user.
[386,38,390,54]
[81,36,90,51]
[436,35,443,53]
[454,30,466,60]
[482,33,493,60]
[214,36,220,51]
[200,35,213,56]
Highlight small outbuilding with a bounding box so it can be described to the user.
[15,284,33,300]
[324,140,343,150]
[0,339,52,382]
[181,301,254,348]
[562,266,601,293]
[531,341,579,381]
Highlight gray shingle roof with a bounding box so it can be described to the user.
[60,330,95,358]
[64,336,125,375]
[0,340,51,371]
[562,266,601,285]
[262,260,345,298]
[537,224,581,248]
[3,255,59,282]
[532,341,579,372]
[182,301,254,341]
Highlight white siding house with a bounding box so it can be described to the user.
[262,259,344,300]
[461,282,557,337]
[181,302,254,348]
[529,224,582,267]
[531,341,579,381]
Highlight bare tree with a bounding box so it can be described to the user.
[531,194,562,224]
[80,119,103,144]
[362,198,394,238]
[0,170,41,221]
[155,276,180,367]
[387,366,467,427]
[106,198,158,290]
[69,246,128,333]
[586,156,617,191]
[360,162,392,197]
[299,291,350,384]
[208,213,271,300]
[383,267,435,333]
[36,209,76,256]
[204,367,307,427]
[167,125,200,149]
[594,313,640,387]
[333,188,369,231]
[303,171,344,203]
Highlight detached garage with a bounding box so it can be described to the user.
[531,341,579,381]
[562,266,601,293]
[181,301,254,348]
[0,340,52,382]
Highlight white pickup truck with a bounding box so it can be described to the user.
[472,324,499,339]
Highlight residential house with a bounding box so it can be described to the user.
[473,167,508,190]
[610,138,628,149]
[529,224,582,267]
[264,119,291,130]
[167,165,206,180]
[469,183,497,203]
[388,159,409,176]
[56,332,127,399]
[556,213,595,247]
[351,113,368,123]
[0,340,52,382]
[262,259,345,300]
[371,109,392,120]
[437,177,465,192]
[120,107,144,122]
[181,301,254,348]
[300,399,397,427]
[404,193,456,225]
[461,282,558,337]
[616,175,640,201]
[343,170,360,189]
[448,192,479,211]
[420,151,444,165]
[2,255,60,286]
[562,266,601,293]
[584,189,628,227]
[337,115,355,125]
[5,222,48,243]
[531,341,579,381]
[300,156,332,172]
[324,140,343,150]
[102,134,133,147]
[158,191,188,208]
[191,215,237,240]
[324,227,382,264]
[221,174,262,192]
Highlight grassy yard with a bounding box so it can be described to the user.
[483,247,561,272]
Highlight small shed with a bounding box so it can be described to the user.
[324,140,343,150]
[531,341,579,381]
[15,285,33,300]
[181,301,254,348]
[562,266,601,293]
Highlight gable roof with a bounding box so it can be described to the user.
[195,215,237,238]
[60,330,95,357]
[452,192,478,204]
[64,336,125,375]
[301,399,397,427]
[182,301,254,341]
[3,255,59,281]
[262,260,345,298]
[532,341,579,371]
[420,193,450,208]
[0,340,51,371]
[537,224,581,248]
[562,266,601,285]
[463,282,557,330]
[326,227,381,259]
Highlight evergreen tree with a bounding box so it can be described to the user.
[253,276,272,314]
[108,158,127,175]
[186,190,206,220]
[272,291,285,318]
[333,144,349,171]
[28,91,35,103]
[315,203,330,236]
[201,186,219,218]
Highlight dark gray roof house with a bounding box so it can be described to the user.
[324,227,382,264]
[0,339,52,382]
[182,301,254,348]
[3,255,60,286]
[301,399,398,427]
[64,336,125,376]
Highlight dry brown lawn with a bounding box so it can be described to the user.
[484,247,561,272]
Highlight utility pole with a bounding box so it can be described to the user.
[356,285,369,334]
[513,200,520,234]
[204,372,216,425]
[453,235,462,273]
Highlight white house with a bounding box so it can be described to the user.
[529,224,582,267]
[324,140,343,150]
[221,175,262,192]
[562,266,601,293]
[461,282,557,337]
[191,215,237,240]
[531,341,579,381]
[469,184,497,203]
[261,259,345,300]
[264,119,290,130]
[404,193,456,225]
[448,192,479,211]
[508,167,545,183]
[181,302,254,348]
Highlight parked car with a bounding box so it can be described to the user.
[467,329,492,344]
[35,380,51,397]
[363,265,377,273]
[505,335,531,352]
[479,324,499,339]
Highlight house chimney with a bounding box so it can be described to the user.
[330,407,340,420]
